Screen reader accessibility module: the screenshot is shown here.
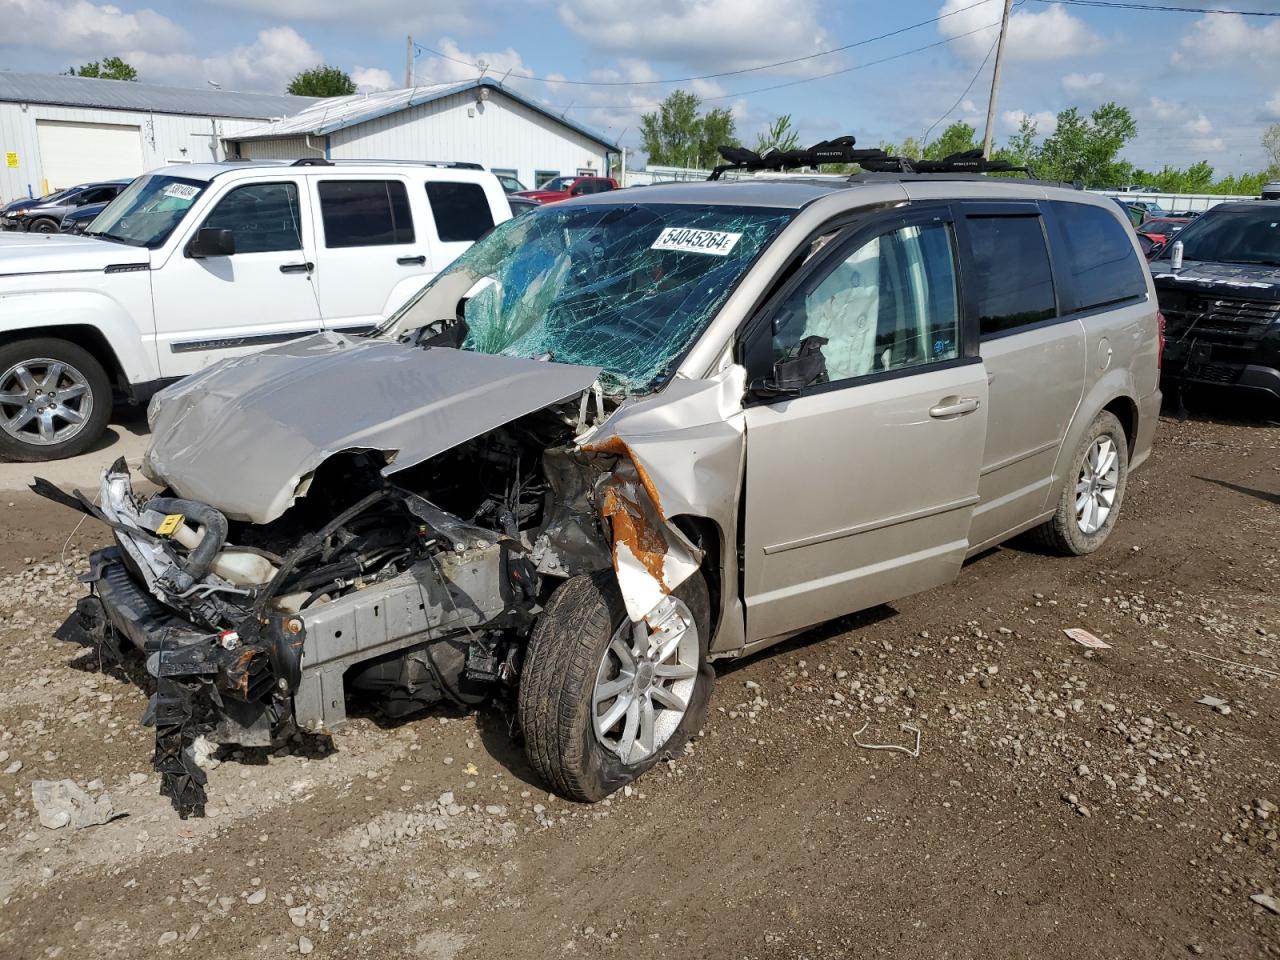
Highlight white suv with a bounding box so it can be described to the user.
[0,159,511,461]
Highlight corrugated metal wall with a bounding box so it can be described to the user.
[320,88,609,188]
[0,102,262,201]
[235,136,321,161]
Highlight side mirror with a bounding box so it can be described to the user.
[750,336,829,399]
[188,227,235,258]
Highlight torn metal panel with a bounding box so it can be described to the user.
[144,332,601,523]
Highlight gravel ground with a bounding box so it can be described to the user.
[0,412,1276,960]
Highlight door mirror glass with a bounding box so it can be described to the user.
[189,227,236,258]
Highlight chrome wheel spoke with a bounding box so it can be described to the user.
[650,685,687,713]
[39,362,65,390]
[596,691,633,735]
[12,366,36,392]
[617,696,642,761]
[595,674,632,702]
[609,635,637,671]
[0,392,27,405]
[57,383,88,401]
[637,696,656,756]
[653,661,697,681]
[6,407,35,431]
[36,410,56,442]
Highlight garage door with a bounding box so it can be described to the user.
[35,120,145,191]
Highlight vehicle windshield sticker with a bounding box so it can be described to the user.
[650,227,742,256]
[162,183,199,200]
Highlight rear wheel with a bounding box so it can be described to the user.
[0,338,112,462]
[27,218,58,234]
[1033,410,1129,556]
[519,569,713,802]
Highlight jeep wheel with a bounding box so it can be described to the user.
[0,339,112,462]
[1033,410,1129,556]
[519,569,713,802]
[27,218,59,234]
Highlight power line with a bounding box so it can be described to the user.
[923,36,999,149]
[422,0,1002,89]
[1030,0,1280,14]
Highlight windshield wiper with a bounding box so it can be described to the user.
[84,231,141,247]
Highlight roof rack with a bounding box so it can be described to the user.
[288,158,485,169]
[707,137,1036,181]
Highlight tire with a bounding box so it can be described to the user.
[519,568,714,802]
[1032,410,1129,556]
[0,338,112,462]
[27,218,58,234]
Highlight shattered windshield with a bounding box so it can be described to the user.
[382,202,793,393]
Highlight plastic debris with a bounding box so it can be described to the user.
[852,722,922,757]
[1063,627,1111,650]
[1250,893,1280,915]
[1196,695,1232,715]
[31,778,116,830]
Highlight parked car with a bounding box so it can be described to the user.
[1112,198,1145,228]
[2,180,130,233]
[40,171,1160,816]
[513,175,619,204]
[507,195,540,216]
[59,201,110,234]
[493,173,528,194]
[0,159,510,461]
[1262,181,1280,201]
[1136,216,1192,246]
[1,188,75,229]
[1151,200,1280,402]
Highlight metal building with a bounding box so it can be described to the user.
[225,78,619,191]
[0,72,314,202]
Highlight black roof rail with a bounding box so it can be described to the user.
[290,158,485,170]
[859,148,1035,177]
[291,157,334,166]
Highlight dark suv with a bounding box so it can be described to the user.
[1151,201,1280,403]
[1,180,130,233]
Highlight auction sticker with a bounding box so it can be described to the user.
[651,227,742,256]
[163,182,199,200]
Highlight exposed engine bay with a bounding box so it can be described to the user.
[34,393,694,817]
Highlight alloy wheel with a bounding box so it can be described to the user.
[0,358,95,446]
[1075,435,1120,535]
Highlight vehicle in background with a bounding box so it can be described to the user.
[1262,181,1279,201]
[1127,199,1171,217]
[1137,216,1192,247]
[1,189,74,228]
[494,173,528,194]
[59,201,110,234]
[513,175,619,204]
[2,180,130,233]
[0,159,511,461]
[1151,201,1280,404]
[1136,233,1159,258]
[507,195,540,216]
[1111,198,1145,228]
[40,154,1161,816]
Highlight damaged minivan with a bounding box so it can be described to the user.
[41,164,1162,816]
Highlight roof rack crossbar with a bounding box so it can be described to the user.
[708,137,890,180]
[857,148,1035,177]
[288,158,485,169]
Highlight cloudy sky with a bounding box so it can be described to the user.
[2,0,1277,174]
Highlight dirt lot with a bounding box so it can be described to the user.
[0,411,1276,960]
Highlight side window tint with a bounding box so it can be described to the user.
[1051,201,1147,311]
[425,181,495,243]
[771,222,961,384]
[201,182,302,254]
[966,215,1056,336]
[318,180,414,248]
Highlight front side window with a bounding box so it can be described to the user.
[317,180,414,248]
[383,202,793,394]
[966,215,1056,336]
[200,182,302,254]
[425,181,494,243]
[1051,201,1147,311]
[84,173,207,248]
[770,222,961,383]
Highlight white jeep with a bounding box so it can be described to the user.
[0,159,511,461]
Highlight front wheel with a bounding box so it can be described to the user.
[27,218,58,234]
[1033,410,1129,556]
[518,569,713,802]
[0,338,112,462]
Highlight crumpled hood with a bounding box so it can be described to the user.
[144,332,601,523]
[0,231,149,277]
[1151,260,1280,300]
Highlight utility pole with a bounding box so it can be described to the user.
[405,35,413,88]
[981,0,1015,159]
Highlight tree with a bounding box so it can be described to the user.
[1037,102,1136,187]
[922,122,978,162]
[755,115,800,155]
[877,136,922,161]
[640,90,739,169]
[287,66,356,98]
[1263,124,1280,177]
[65,56,137,81]
[999,115,1040,168]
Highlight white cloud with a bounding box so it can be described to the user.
[1062,72,1104,93]
[202,27,323,93]
[1190,137,1225,153]
[1266,91,1280,120]
[0,0,186,56]
[411,37,534,87]
[938,0,1100,62]
[202,0,479,33]
[1184,114,1213,136]
[1001,109,1057,136]
[1179,12,1280,66]
[352,66,396,92]
[556,0,836,73]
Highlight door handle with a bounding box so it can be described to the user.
[279,262,313,274]
[397,255,427,266]
[929,396,980,419]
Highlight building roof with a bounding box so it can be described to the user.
[229,77,619,151]
[0,71,316,120]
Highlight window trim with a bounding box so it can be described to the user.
[739,203,974,406]
[954,202,1064,342]
[190,178,304,257]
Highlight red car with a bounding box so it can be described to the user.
[1137,216,1191,247]
[514,175,619,204]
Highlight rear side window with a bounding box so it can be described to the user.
[318,180,414,248]
[425,181,494,243]
[966,215,1056,336]
[1051,201,1147,311]
[201,182,301,254]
